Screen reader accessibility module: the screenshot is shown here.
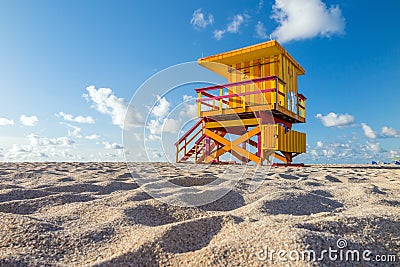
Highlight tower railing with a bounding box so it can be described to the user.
[195,75,306,120]
[174,119,206,162]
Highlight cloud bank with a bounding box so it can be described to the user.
[58,112,95,124]
[271,0,345,43]
[316,112,354,127]
[361,123,400,139]
[0,117,14,126]
[84,86,144,128]
[20,115,39,127]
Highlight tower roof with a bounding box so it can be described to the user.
[198,40,305,78]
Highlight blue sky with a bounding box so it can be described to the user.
[0,0,399,163]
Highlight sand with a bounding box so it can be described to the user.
[0,162,399,266]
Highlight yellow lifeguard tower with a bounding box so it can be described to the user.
[175,40,306,165]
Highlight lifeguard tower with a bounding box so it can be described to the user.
[175,40,306,165]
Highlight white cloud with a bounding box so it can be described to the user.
[255,21,268,39]
[63,124,82,138]
[27,134,75,147]
[213,29,225,40]
[147,117,180,136]
[0,117,14,126]
[227,14,245,33]
[103,142,124,150]
[146,96,182,140]
[20,115,38,126]
[309,141,353,161]
[103,152,117,158]
[61,123,100,141]
[271,0,345,43]
[310,149,318,157]
[84,85,144,128]
[152,151,162,159]
[316,112,354,127]
[148,134,161,141]
[213,13,248,40]
[132,133,143,141]
[183,95,194,101]
[316,141,323,148]
[361,123,377,139]
[163,118,181,134]
[85,134,100,140]
[306,139,382,163]
[389,150,399,158]
[3,134,76,161]
[381,126,400,138]
[359,124,400,139]
[179,95,198,118]
[151,97,170,119]
[322,148,336,157]
[5,144,48,160]
[57,112,95,124]
[179,104,198,118]
[190,8,214,29]
[258,0,264,11]
[148,119,162,135]
[300,138,397,163]
[366,141,382,154]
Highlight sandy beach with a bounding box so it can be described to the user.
[0,162,399,266]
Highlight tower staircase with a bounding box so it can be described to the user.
[175,118,227,163]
